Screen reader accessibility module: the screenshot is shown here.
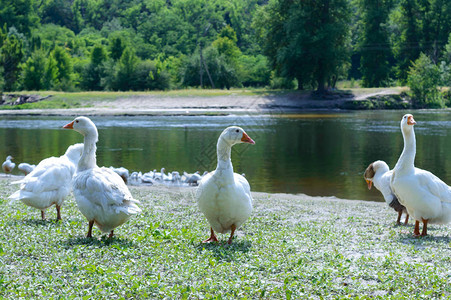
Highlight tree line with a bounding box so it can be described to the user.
[1,0,451,106]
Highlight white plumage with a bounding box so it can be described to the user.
[391,114,451,236]
[63,116,141,238]
[364,160,409,224]
[196,126,255,244]
[18,163,36,175]
[9,144,83,220]
[2,155,15,175]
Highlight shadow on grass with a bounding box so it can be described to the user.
[8,218,62,227]
[397,229,451,246]
[195,240,252,262]
[62,235,135,248]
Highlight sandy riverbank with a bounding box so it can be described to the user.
[0,87,405,116]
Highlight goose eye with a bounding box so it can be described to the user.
[235,129,239,133]
[76,120,79,123]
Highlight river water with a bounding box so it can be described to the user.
[2,110,451,201]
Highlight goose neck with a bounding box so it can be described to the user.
[396,127,416,171]
[78,135,97,172]
[216,138,233,171]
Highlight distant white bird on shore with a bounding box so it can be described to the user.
[141,171,155,184]
[9,144,83,220]
[196,126,255,244]
[184,171,202,186]
[130,171,143,185]
[171,171,181,183]
[2,156,15,175]
[18,163,36,175]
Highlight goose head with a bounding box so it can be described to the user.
[6,156,13,161]
[219,126,255,147]
[63,116,98,141]
[400,114,416,133]
[364,160,389,189]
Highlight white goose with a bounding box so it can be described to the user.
[2,156,15,175]
[9,144,83,220]
[63,116,141,238]
[18,162,36,175]
[391,114,451,236]
[364,160,409,225]
[196,126,255,244]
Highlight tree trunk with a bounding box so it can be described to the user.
[316,76,326,94]
[199,44,215,89]
[296,77,303,90]
[199,45,204,88]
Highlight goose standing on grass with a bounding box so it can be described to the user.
[364,160,409,225]
[391,114,451,236]
[9,144,83,220]
[63,116,141,238]
[196,126,255,244]
[18,162,36,175]
[2,156,15,175]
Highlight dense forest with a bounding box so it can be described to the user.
[1,0,451,106]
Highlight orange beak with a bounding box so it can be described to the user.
[366,179,372,190]
[63,121,74,129]
[407,115,416,125]
[241,132,255,144]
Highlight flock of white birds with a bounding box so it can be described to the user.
[4,113,451,241]
[2,116,255,243]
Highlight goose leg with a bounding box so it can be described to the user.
[404,213,409,225]
[56,205,62,221]
[87,220,94,238]
[41,210,45,220]
[396,211,402,225]
[203,227,218,243]
[227,224,237,245]
[413,220,421,237]
[421,218,428,236]
[108,230,114,238]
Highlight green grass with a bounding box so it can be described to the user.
[0,178,450,298]
[0,89,308,110]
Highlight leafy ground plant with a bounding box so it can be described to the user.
[0,177,450,298]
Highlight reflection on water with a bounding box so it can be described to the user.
[2,110,451,202]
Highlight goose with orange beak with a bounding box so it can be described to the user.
[63,116,141,238]
[364,160,409,225]
[391,114,451,237]
[196,126,255,244]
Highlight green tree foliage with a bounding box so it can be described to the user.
[49,46,74,90]
[132,60,170,90]
[115,47,139,91]
[39,0,75,30]
[182,46,239,89]
[0,0,39,35]
[238,54,270,87]
[418,0,451,63]
[80,44,106,90]
[407,53,443,108]
[21,50,48,90]
[108,36,125,61]
[0,28,24,91]
[357,0,392,87]
[254,0,351,92]
[1,0,451,94]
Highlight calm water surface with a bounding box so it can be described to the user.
[2,110,451,202]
